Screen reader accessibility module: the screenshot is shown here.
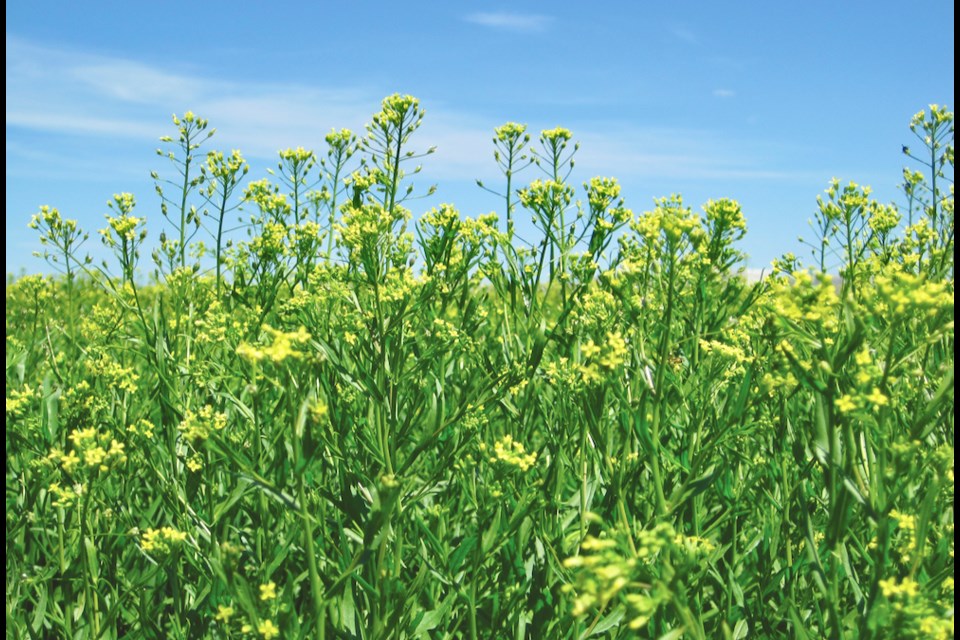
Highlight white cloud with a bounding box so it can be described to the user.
[574,127,799,181]
[6,36,379,153]
[743,267,769,282]
[70,61,208,104]
[713,88,736,98]
[671,27,698,45]
[6,35,803,188]
[464,12,553,32]
[6,111,159,138]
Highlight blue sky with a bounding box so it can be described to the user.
[6,1,955,276]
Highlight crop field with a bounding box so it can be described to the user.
[5,97,954,639]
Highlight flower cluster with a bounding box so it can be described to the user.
[237,325,312,364]
[46,427,127,475]
[178,405,228,442]
[140,526,188,554]
[485,435,537,472]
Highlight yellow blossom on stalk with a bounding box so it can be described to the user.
[178,405,228,442]
[278,145,315,166]
[491,435,537,472]
[29,205,71,232]
[867,265,954,318]
[879,576,920,598]
[768,270,840,330]
[578,362,602,385]
[563,535,634,616]
[309,398,329,424]
[53,427,127,473]
[84,356,140,393]
[6,386,36,417]
[140,526,188,554]
[260,581,277,601]
[128,418,155,439]
[205,149,248,183]
[70,427,98,446]
[674,533,717,554]
[59,450,81,474]
[835,394,859,414]
[518,179,573,214]
[890,510,917,531]
[258,619,280,639]
[49,482,80,508]
[237,325,312,363]
[581,340,601,359]
[699,339,748,363]
[703,198,747,232]
[599,331,628,369]
[563,524,683,630]
[84,446,108,469]
[654,195,699,245]
[251,221,291,257]
[865,387,889,408]
[372,93,421,129]
[917,616,951,640]
[325,127,356,149]
[214,605,235,623]
[586,176,622,211]
[544,357,582,389]
[495,121,529,145]
[540,126,573,145]
[889,510,920,564]
[100,208,145,246]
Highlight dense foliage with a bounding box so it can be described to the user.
[6,98,954,639]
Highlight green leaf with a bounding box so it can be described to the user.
[449,535,478,575]
[590,605,625,635]
[84,536,99,586]
[482,509,502,555]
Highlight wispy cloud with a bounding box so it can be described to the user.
[574,126,803,181]
[713,88,736,98]
[6,35,376,152]
[6,35,803,187]
[70,61,207,104]
[6,111,159,138]
[670,27,698,45]
[464,12,553,33]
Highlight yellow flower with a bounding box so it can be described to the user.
[258,619,280,639]
[60,451,81,474]
[865,387,889,408]
[214,605,235,622]
[237,325,312,363]
[140,527,188,554]
[581,340,601,359]
[178,406,228,442]
[835,395,858,413]
[879,576,920,598]
[260,581,277,601]
[492,435,537,472]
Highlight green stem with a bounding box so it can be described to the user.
[579,402,588,548]
[178,135,193,269]
[296,450,326,640]
[650,249,677,517]
[215,188,228,297]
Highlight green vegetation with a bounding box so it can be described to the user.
[6,97,954,639]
